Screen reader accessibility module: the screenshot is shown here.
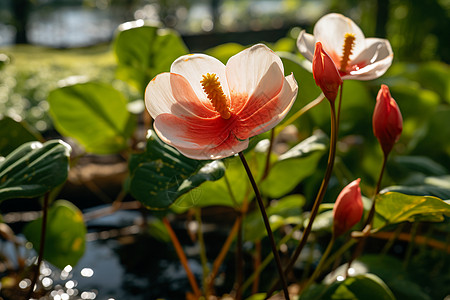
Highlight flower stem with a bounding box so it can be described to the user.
[27,193,50,299]
[262,128,275,181]
[241,223,302,294]
[346,152,388,274]
[238,152,290,300]
[303,235,336,291]
[365,152,388,229]
[162,217,202,298]
[266,99,338,298]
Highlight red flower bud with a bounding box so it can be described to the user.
[333,178,363,237]
[312,42,343,102]
[372,85,403,156]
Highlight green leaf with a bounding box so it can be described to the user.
[114,21,188,93]
[23,200,86,269]
[205,43,246,64]
[243,194,304,241]
[261,132,328,198]
[382,183,450,200]
[393,156,448,176]
[0,116,43,157]
[0,140,71,202]
[48,82,135,154]
[301,274,396,300]
[373,192,450,228]
[357,255,432,300]
[173,155,253,211]
[128,130,225,210]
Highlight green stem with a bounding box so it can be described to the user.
[242,223,302,293]
[303,235,336,291]
[262,128,275,181]
[275,93,325,136]
[266,99,338,298]
[322,238,357,273]
[365,152,388,229]
[346,153,388,274]
[381,223,405,255]
[238,152,290,300]
[195,209,210,296]
[27,193,50,299]
[403,222,419,269]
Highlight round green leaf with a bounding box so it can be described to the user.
[114,20,188,93]
[23,200,86,270]
[0,140,71,202]
[48,82,134,154]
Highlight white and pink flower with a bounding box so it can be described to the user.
[297,13,393,81]
[145,44,298,160]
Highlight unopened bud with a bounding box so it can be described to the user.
[312,42,343,102]
[372,85,403,156]
[333,179,363,237]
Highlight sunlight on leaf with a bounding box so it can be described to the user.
[114,21,188,94]
[48,82,135,154]
[23,200,86,270]
[0,140,71,202]
[373,192,450,229]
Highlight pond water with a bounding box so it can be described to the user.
[1,208,238,299]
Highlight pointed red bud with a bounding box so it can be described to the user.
[333,178,364,237]
[312,42,343,102]
[372,85,403,156]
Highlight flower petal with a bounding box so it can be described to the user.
[172,137,249,160]
[313,13,366,62]
[296,30,316,62]
[170,53,229,102]
[234,74,298,139]
[234,62,285,115]
[225,44,284,111]
[344,38,393,80]
[145,73,217,119]
[153,113,238,150]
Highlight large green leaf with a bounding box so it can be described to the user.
[392,155,448,176]
[0,140,71,202]
[243,194,305,241]
[48,82,135,154]
[357,255,431,300]
[261,131,328,198]
[373,192,450,229]
[301,274,396,300]
[114,20,188,93]
[173,154,255,211]
[23,200,86,269]
[128,130,225,210]
[0,116,43,157]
